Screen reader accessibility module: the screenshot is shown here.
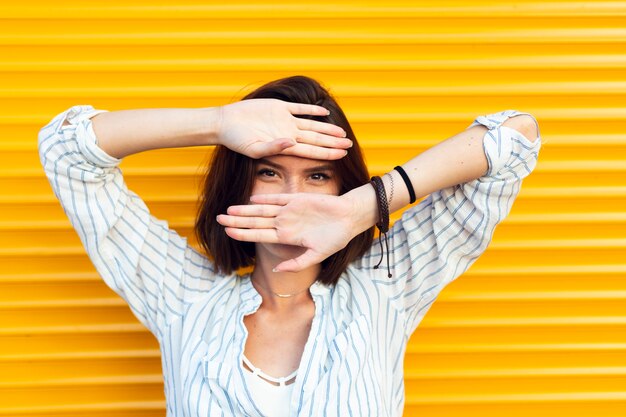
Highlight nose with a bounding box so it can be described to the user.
[282,179,304,194]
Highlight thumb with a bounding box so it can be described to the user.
[274,250,320,273]
[255,138,296,157]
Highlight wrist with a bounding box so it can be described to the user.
[200,106,222,146]
[343,184,379,235]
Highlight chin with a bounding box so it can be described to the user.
[264,243,307,261]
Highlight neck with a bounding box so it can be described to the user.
[252,245,319,311]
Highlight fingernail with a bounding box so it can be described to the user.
[272,267,279,273]
[344,150,349,156]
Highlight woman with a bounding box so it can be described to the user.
[38,76,540,417]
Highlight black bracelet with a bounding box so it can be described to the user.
[394,165,416,204]
[370,176,392,278]
[370,176,389,233]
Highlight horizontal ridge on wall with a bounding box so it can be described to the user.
[2,1,626,18]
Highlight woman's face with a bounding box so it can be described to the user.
[251,155,341,262]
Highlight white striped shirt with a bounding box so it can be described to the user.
[38,104,541,417]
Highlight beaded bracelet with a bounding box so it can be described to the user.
[370,175,392,278]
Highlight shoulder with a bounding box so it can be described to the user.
[501,113,540,143]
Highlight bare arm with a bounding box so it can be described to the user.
[79,99,351,160]
[82,107,217,158]
[349,114,540,233]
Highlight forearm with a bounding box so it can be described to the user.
[347,114,539,235]
[88,107,218,159]
[347,124,491,234]
[390,124,490,211]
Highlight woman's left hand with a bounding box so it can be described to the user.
[216,193,358,272]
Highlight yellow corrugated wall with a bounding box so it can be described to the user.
[1,1,625,415]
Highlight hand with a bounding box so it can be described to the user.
[216,193,359,272]
[216,99,352,160]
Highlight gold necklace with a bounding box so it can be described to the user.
[251,277,311,298]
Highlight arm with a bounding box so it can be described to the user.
[368,111,541,335]
[347,113,540,232]
[88,99,351,160]
[39,105,213,339]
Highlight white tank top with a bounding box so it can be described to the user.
[242,354,297,417]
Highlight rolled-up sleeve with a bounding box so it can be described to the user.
[38,105,218,340]
[358,110,541,336]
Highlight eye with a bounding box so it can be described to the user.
[257,168,277,177]
[310,172,331,181]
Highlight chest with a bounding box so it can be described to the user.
[170,278,404,416]
[242,305,314,378]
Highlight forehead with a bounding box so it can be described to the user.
[257,155,334,171]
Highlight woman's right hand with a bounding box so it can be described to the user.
[216,187,377,272]
[216,99,353,160]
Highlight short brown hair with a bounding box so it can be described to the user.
[195,75,374,286]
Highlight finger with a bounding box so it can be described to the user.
[217,214,276,229]
[226,204,283,217]
[224,227,280,243]
[295,117,347,138]
[280,143,349,160]
[249,194,294,205]
[248,138,296,159]
[274,250,321,273]
[296,130,353,149]
[285,102,330,117]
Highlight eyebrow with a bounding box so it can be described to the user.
[257,158,334,174]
